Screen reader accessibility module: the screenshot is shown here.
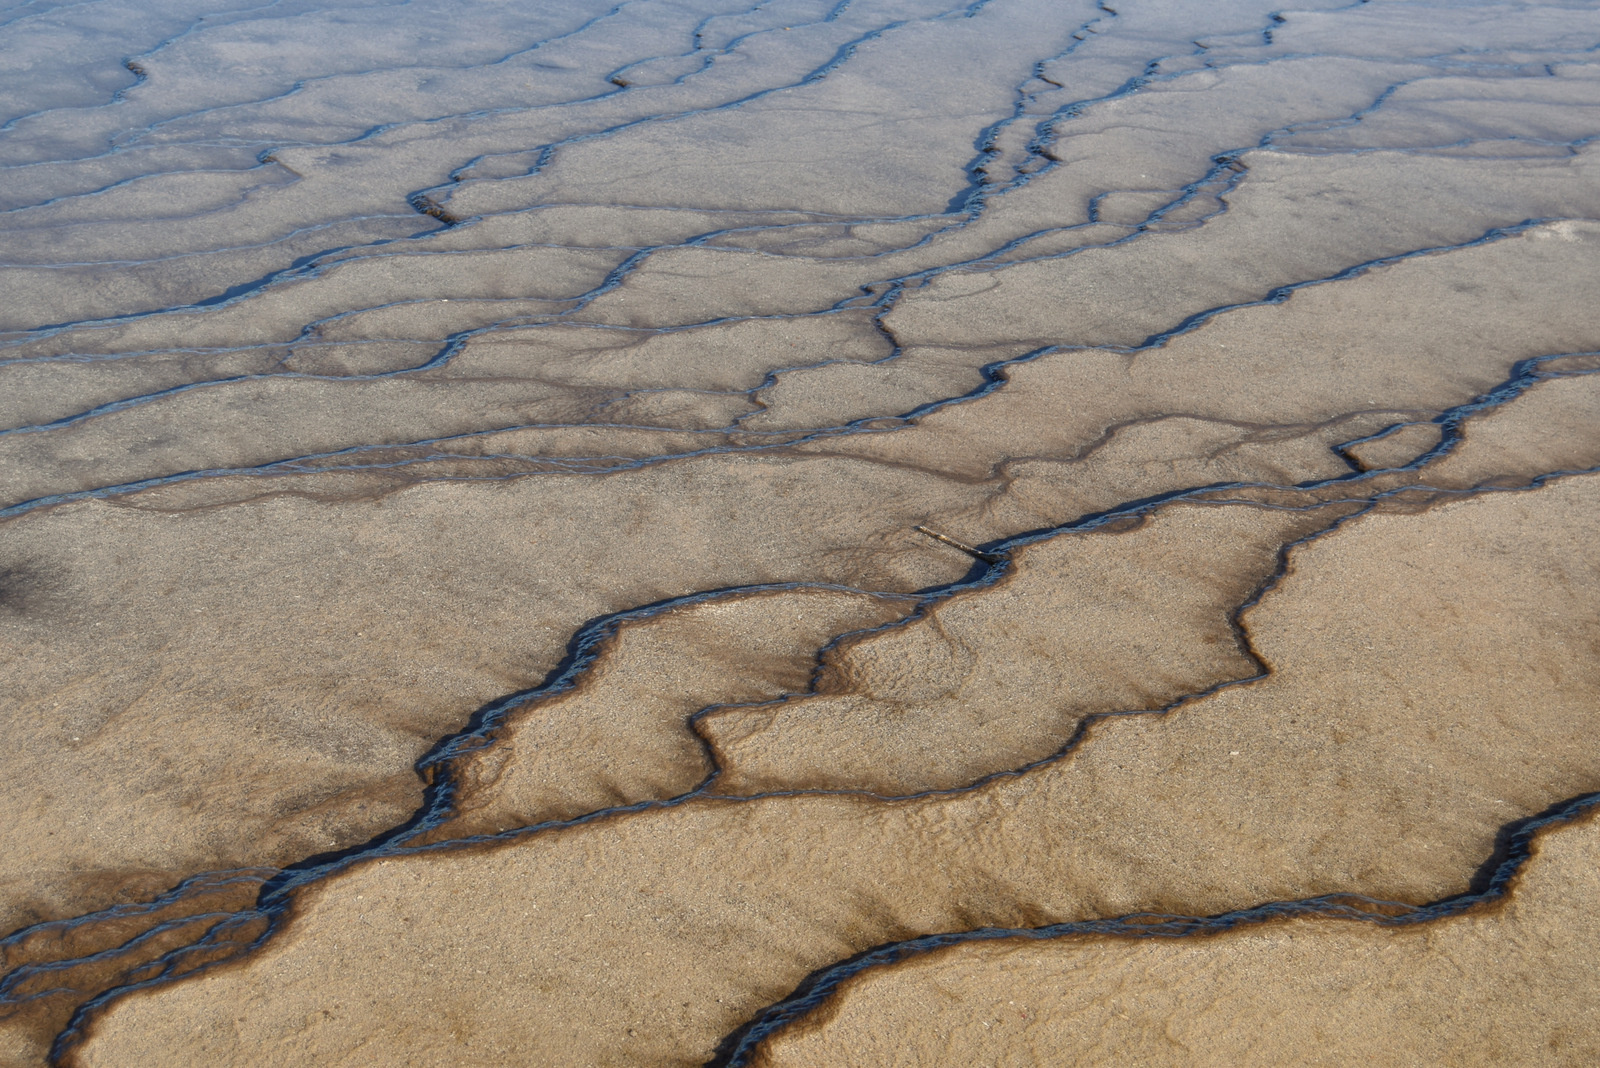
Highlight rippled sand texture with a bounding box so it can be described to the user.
[1,0,1598,1064]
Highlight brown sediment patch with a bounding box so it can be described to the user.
[421,363,1600,835]
[63,465,1600,1067]
[450,310,893,396]
[746,805,1600,1068]
[1215,363,1600,514]
[879,148,1600,354]
[0,372,622,508]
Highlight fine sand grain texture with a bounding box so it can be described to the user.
[428,588,915,839]
[700,502,1354,796]
[67,459,1600,1067]
[4,0,1600,1063]
[747,807,1600,1068]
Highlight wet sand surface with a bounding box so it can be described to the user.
[747,804,1600,1067]
[1,0,1598,1064]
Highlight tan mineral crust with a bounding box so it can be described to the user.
[2,0,1599,1064]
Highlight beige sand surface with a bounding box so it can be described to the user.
[1341,421,1444,472]
[428,588,914,840]
[798,219,1600,532]
[12,42,1600,511]
[67,455,1600,1067]
[1426,372,1600,488]
[5,0,1600,1063]
[701,502,1354,796]
[750,806,1600,1068]
[0,455,986,934]
[12,213,1591,947]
